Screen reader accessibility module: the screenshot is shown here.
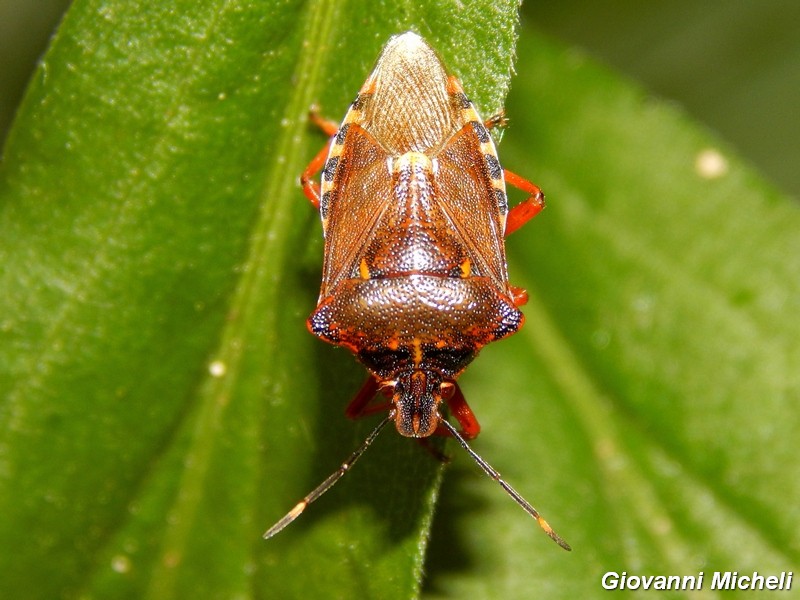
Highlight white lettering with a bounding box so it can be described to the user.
[601,572,619,590]
[655,576,673,590]
[602,571,702,591]
[603,571,791,592]
[752,572,766,589]
[640,575,654,589]
[712,571,733,589]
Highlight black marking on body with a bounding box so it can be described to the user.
[322,156,339,182]
[494,188,508,212]
[335,123,350,145]
[454,92,471,109]
[485,154,502,180]
[470,120,490,143]
[321,191,332,217]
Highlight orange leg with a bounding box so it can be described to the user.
[432,382,481,440]
[299,141,332,209]
[509,285,529,307]
[483,109,544,235]
[504,168,545,236]
[345,376,391,419]
[308,110,339,137]
[299,110,340,209]
[502,167,541,305]
[444,383,481,440]
[484,111,508,130]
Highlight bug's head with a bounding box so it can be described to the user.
[387,370,453,438]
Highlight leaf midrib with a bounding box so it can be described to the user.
[138,1,344,597]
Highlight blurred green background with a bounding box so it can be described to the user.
[2,0,799,197]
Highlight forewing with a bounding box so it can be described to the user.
[320,124,393,295]
[436,124,509,288]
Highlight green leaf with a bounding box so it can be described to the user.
[5,0,799,597]
[0,1,521,599]
[422,27,800,598]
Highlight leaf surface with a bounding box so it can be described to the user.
[0,1,520,598]
[422,27,800,598]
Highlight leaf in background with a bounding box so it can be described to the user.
[422,26,800,598]
[527,0,800,200]
[0,1,522,599]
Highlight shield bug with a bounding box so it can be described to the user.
[265,31,570,550]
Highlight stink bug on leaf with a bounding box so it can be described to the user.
[265,31,570,550]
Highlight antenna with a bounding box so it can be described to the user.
[264,411,570,551]
[439,418,571,551]
[263,412,394,539]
